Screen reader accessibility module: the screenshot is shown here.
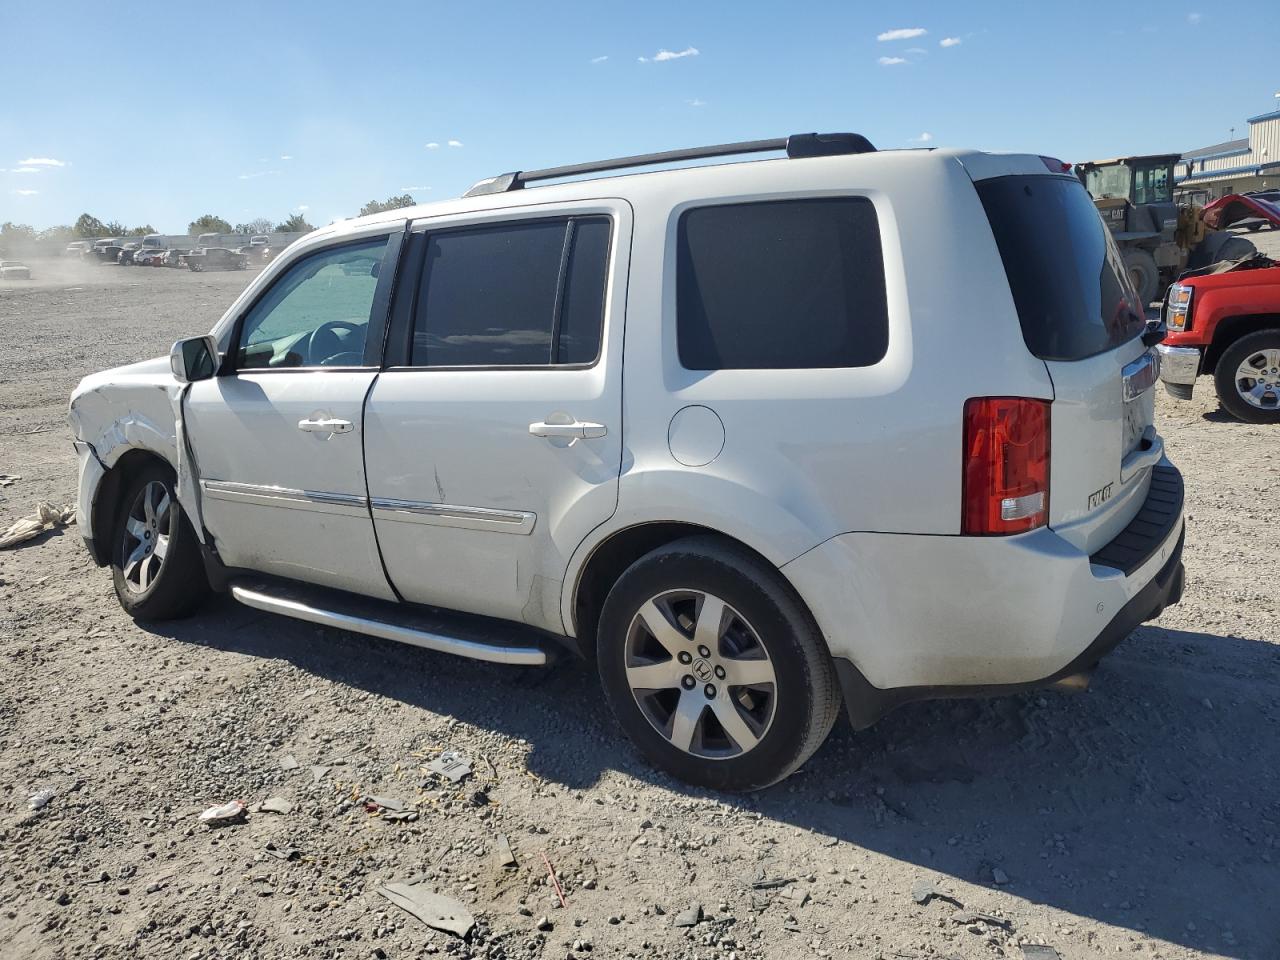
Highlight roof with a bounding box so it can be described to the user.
[1075,154,1181,170]
[1181,138,1248,160]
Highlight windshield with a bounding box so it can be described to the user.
[1084,165,1131,201]
[1132,163,1173,205]
[977,175,1147,361]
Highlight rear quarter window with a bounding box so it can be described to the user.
[976,175,1146,362]
[676,198,889,370]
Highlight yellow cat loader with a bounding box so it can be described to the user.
[1075,154,1255,303]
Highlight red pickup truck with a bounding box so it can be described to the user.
[1157,257,1280,423]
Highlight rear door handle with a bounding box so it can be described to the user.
[529,420,607,440]
[298,417,354,435]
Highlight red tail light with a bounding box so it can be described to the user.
[962,397,1050,535]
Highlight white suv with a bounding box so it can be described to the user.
[69,134,1186,790]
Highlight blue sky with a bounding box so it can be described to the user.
[1,1,1276,232]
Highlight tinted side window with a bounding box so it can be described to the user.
[677,198,888,370]
[411,217,610,367]
[237,237,389,369]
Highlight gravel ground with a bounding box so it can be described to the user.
[0,250,1277,960]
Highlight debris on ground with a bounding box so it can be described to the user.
[256,797,293,815]
[952,910,1013,930]
[1021,947,1062,960]
[364,795,405,812]
[780,885,810,908]
[493,834,517,869]
[198,800,247,825]
[310,765,331,784]
[542,851,568,908]
[745,868,794,890]
[279,754,299,771]
[263,843,302,862]
[673,904,703,928]
[425,749,473,784]
[0,474,19,487]
[0,501,75,550]
[27,787,55,811]
[912,879,963,907]
[376,883,475,938]
[992,867,1011,885]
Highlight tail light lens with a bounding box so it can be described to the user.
[1166,283,1193,331]
[962,397,1051,535]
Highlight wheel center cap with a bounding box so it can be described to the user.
[692,658,714,683]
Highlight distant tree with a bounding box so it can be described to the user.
[235,217,275,235]
[39,225,77,243]
[275,212,314,233]
[188,214,233,236]
[0,222,37,242]
[104,221,127,236]
[358,194,414,217]
[74,213,108,238]
[126,224,156,236]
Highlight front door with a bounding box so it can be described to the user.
[186,228,403,599]
[363,203,630,630]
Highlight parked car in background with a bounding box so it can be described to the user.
[91,239,122,262]
[182,247,248,272]
[117,243,142,265]
[69,134,1186,790]
[65,240,92,257]
[135,249,167,266]
[162,249,191,268]
[0,259,32,279]
[1158,255,1280,422]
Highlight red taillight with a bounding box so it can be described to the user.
[962,397,1051,535]
[1041,156,1072,174]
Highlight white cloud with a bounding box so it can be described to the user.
[940,36,962,47]
[297,204,309,212]
[425,142,440,150]
[10,167,41,174]
[401,186,431,192]
[280,154,293,160]
[18,157,66,167]
[638,46,699,63]
[906,47,927,55]
[237,170,279,180]
[1187,12,1202,24]
[877,28,926,42]
[591,55,608,64]
[910,132,934,143]
[688,98,707,107]
[878,56,908,66]
[13,189,38,196]
[447,139,463,148]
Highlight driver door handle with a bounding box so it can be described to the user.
[529,420,607,440]
[298,417,354,435]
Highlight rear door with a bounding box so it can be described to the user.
[362,201,630,630]
[973,170,1161,553]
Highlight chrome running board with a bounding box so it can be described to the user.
[229,578,547,666]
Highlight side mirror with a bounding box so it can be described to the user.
[170,335,219,383]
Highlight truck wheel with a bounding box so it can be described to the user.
[596,535,841,791]
[110,463,210,620]
[1122,249,1159,305]
[1214,330,1280,424]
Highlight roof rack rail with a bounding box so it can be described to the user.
[462,132,876,198]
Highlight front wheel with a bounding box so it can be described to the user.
[1215,331,1280,424]
[1122,249,1159,305]
[111,464,210,619]
[596,536,842,791]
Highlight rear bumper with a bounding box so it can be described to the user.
[1156,343,1201,398]
[782,460,1186,726]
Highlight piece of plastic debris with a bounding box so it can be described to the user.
[673,904,703,928]
[28,787,56,811]
[912,879,962,907]
[0,502,76,550]
[542,851,568,908]
[365,796,406,812]
[0,475,19,487]
[780,885,810,907]
[257,797,293,815]
[198,800,247,825]
[279,754,299,771]
[310,765,331,784]
[377,883,475,938]
[1021,947,1062,960]
[952,910,1013,930]
[494,834,517,869]
[747,870,794,890]
[426,750,473,784]
[263,843,302,861]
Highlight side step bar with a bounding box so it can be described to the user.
[229,579,548,667]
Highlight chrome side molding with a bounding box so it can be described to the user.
[229,583,547,666]
[370,497,536,535]
[201,479,369,518]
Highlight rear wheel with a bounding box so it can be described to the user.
[1214,330,1280,424]
[111,464,210,619]
[1122,249,1159,305]
[596,536,841,791]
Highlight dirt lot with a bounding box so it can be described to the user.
[0,250,1277,960]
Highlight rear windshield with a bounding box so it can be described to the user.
[976,175,1145,362]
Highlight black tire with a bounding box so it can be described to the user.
[110,463,210,620]
[1246,222,1263,232]
[1214,329,1280,424]
[596,535,841,791]
[1122,249,1159,305]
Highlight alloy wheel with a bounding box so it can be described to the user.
[120,480,172,594]
[1235,348,1280,410]
[623,590,777,759]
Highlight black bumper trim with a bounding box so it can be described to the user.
[833,526,1185,730]
[1089,463,1183,576]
